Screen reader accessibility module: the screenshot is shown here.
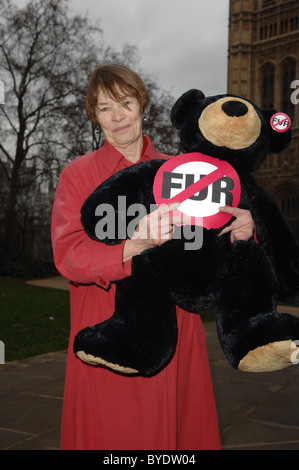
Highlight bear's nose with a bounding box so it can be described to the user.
[222,100,248,117]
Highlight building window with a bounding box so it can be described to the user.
[281,195,299,217]
[285,19,289,33]
[290,17,299,32]
[271,23,277,37]
[281,58,296,120]
[260,22,278,40]
[263,0,276,6]
[261,63,275,108]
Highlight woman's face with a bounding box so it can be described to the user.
[95,88,144,151]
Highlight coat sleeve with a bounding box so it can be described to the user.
[51,167,132,288]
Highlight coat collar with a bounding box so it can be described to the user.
[99,135,162,175]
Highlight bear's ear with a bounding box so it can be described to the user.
[261,108,292,153]
[170,89,205,129]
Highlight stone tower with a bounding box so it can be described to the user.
[228,0,299,238]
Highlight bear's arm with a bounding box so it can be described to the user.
[81,160,165,245]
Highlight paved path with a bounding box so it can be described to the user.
[0,277,298,450]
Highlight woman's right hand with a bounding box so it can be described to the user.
[123,203,189,261]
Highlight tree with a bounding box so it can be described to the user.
[0,0,104,254]
[0,0,179,275]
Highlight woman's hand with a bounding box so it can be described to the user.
[123,203,189,261]
[218,206,255,243]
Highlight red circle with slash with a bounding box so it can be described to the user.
[153,153,241,229]
[270,112,291,133]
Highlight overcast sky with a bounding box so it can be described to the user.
[14,0,230,99]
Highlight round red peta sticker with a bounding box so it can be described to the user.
[270,112,291,133]
[153,153,241,229]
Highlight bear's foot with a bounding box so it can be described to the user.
[75,349,138,374]
[217,310,299,373]
[73,313,177,377]
[238,339,299,372]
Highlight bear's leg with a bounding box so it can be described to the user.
[73,258,177,377]
[216,240,299,372]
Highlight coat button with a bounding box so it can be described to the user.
[98,278,109,288]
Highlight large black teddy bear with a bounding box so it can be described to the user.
[74,90,299,376]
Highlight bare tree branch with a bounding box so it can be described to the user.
[0,0,178,268]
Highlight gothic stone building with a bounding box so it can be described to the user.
[228,0,299,239]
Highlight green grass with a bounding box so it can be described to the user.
[0,278,70,362]
[0,278,216,363]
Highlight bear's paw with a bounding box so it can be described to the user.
[238,340,299,372]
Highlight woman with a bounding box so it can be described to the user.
[51,63,255,450]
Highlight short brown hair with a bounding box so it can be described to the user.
[85,63,150,125]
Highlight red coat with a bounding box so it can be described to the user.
[51,136,221,450]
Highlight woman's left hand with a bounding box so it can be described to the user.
[218,206,255,243]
